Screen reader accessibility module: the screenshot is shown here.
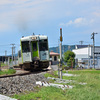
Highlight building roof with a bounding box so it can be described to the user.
[50,51,59,56]
[76,45,88,49]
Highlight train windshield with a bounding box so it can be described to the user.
[21,41,30,52]
[39,39,48,51]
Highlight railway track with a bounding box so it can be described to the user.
[0,68,50,79]
[0,67,50,95]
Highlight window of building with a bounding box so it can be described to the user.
[54,56,57,61]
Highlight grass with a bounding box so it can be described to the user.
[0,63,8,67]
[68,69,100,74]
[13,86,67,100]
[12,70,100,100]
[44,71,58,78]
[62,70,100,100]
[0,69,16,76]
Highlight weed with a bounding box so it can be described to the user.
[13,70,100,100]
[0,69,16,75]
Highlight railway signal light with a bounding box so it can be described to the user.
[60,28,63,42]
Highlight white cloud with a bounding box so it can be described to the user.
[60,17,94,27]
[74,18,85,24]
[0,0,99,32]
[0,0,54,32]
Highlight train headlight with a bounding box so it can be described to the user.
[31,37,37,40]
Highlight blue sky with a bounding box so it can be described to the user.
[0,0,100,55]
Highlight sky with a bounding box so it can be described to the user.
[0,0,100,55]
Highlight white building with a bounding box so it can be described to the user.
[72,45,100,69]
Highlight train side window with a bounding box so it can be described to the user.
[18,50,21,57]
[33,42,37,51]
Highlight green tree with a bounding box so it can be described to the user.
[64,50,75,67]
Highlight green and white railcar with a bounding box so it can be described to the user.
[18,35,49,70]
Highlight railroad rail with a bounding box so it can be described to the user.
[0,72,31,78]
[0,69,50,79]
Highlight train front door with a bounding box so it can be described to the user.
[32,41,39,60]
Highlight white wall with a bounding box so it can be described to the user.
[72,47,89,59]
[72,46,100,69]
[73,47,88,55]
[73,46,100,58]
[91,46,100,57]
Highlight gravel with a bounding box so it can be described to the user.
[0,73,46,96]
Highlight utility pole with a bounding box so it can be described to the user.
[56,47,58,53]
[5,50,7,65]
[88,44,90,69]
[68,45,70,50]
[58,39,60,53]
[13,46,16,65]
[11,44,15,67]
[63,45,64,54]
[79,41,84,45]
[91,32,98,69]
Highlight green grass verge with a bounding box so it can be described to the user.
[44,71,58,78]
[68,69,100,74]
[0,69,16,75]
[0,63,8,67]
[13,86,67,100]
[13,70,100,100]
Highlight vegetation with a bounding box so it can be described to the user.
[0,62,8,67]
[64,50,75,67]
[44,71,58,78]
[0,69,16,76]
[13,70,100,100]
[13,86,66,100]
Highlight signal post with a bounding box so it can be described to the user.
[58,28,63,79]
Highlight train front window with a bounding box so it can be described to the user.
[39,39,48,51]
[21,41,30,52]
[33,42,37,51]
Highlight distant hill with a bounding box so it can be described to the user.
[49,45,75,54]
[8,53,18,57]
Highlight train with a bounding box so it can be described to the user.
[18,34,49,71]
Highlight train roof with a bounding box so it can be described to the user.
[20,35,48,41]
